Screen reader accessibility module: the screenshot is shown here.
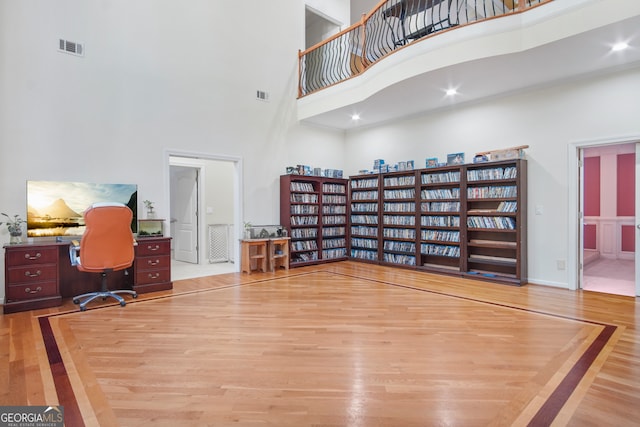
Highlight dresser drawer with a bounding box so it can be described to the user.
[136,239,171,256]
[6,280,58,301]
[6,246,58,267]
[136,268,171,285]
[137,255,170,272]
[7,264,58,285]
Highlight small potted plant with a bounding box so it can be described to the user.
[143,200,156,219]
[1,213,25,244]
[243,222,252,239]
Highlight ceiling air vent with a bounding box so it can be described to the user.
[256,90,269,102]
[58,39,84,57]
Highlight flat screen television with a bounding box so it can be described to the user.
[26,180,138,238]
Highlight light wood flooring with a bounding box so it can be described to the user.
[1,261,639,426]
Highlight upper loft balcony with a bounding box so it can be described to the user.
[297,0,640,130]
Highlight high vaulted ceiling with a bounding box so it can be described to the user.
[298,1,640,130]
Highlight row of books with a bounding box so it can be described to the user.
[322,226,345,237]
[351,203,378,212]
[292,240,318,251]
[421,230,460,242]
[467,166,517,181]
[422,171,461,184]
[467,186,517,199]
[497,201,517,212]
[383,202,415,212]
[383,253,416,265]
[421,216,461,227]
[351,178,379,189]
[383,215,416,226]
[351,249,378,260]
[384,241,416,253]
[323,215,346,225]
[322,183,346,193]
[322,195,347,204]
[351,191,379,200]
[290,205,318,215]
[290,216,318,225]
[384,176,416,187]
[383,189,416,199]
[290,182,315,192]
[351,238,378,249]
[421,188,460,200]
[421,244,461,257]
[292,251,319,262]
[351,215,378,224]
[421,201,460,212]
[467,216,516,229]
[291,228,317,239]
[383,228,416,239]
[323,248,347,259]
[290,194,318,203]
[323,205,346,214]
[323,238,346,249]
[351,226,378,237]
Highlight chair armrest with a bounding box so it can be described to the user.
[69,240,81,266]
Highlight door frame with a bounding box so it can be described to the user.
[567,134,640,293]
[164,149,243,269]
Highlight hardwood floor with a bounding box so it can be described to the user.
[1,261,639,426]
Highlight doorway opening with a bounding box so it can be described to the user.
[581,143,635,296]
[568,136,638,297]
[165,152,242,280]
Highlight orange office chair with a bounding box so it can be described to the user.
[69,202,138,311]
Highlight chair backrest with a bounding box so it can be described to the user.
[77,203,135,273]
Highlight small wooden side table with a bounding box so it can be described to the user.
[269,237,290,271]
[240,239,269,274]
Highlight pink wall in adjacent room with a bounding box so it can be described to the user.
[584,157,600,217]
[583,156,600,250]
[618,153,635,253]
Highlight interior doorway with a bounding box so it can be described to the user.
[165,152,242,279]
[580,143,635,296]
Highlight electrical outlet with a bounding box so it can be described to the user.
[557,259,566,270]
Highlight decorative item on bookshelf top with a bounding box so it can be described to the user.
[475,145,528,162]
[285,165,343,178]
[447,152,465,165]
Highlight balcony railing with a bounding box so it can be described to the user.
[298,0,553,97]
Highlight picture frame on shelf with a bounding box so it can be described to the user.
[425,158,438,168]
[447,152,465,165]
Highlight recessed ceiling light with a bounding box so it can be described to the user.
[612,42,629,52]
[351,114,360,121]
[445,88,457,96]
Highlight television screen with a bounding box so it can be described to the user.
[26,181,138,237]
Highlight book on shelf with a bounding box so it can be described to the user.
[468,254,517,263]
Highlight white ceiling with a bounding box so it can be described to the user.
[300,8,640,130]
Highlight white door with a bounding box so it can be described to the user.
[172,166,199,263]
[636,142,640,297]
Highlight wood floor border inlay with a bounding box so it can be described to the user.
[37,270,618,425]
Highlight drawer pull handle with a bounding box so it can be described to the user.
[24,253,42,260]
[25,286,42,294]
[147,272,161,279]
[147,244,160,251]
[148,259,160,266]
[24,270,42,278]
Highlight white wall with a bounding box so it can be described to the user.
[306,0,350,28]
[0,0,346,302]
[344,67,640,288]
